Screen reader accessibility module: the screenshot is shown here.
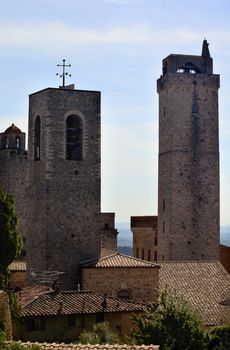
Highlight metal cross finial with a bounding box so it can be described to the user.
[56,59,71,88]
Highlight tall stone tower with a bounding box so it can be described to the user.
[26,86,101,289]
[157,40,220,261]
[0,124,28,246]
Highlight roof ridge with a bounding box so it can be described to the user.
[159,259,221,264]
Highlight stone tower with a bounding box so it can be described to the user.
[26,86,101,289]
[157,40,220,261]
[0,124,28,245]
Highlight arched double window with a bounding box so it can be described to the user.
[66,115,83,160]
[34,116,41,161]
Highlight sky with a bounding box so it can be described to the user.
[0,0,230,224]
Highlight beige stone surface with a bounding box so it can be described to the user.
[82,266,158,303]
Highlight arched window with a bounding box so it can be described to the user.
[5,138,9,149]
[66,115,83,160]
[118,290,130,300]
[34,116,41,161]
[15,136,20,149]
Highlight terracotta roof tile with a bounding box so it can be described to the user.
[18,290,145,317]
[159,260,230,326]
[7,342,159,350]
[9,260,26,271]
[81,253,160,268]
[4,123,22,134]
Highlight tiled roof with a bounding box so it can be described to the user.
[18,289,145,317]
[81,253,159,268]
[159,260,230,326]
[7,342,159,350]
[9,260,26,271]
[19,285,53,308]
[4,123,22,134]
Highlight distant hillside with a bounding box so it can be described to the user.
[117,246,132,256]
[221,225,230,247]
[116,223,230,248]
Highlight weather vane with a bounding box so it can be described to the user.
[56,59,71,88]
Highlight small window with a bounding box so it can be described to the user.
[96,313,104,324]
[163,198,165,211]
[136,248,139,258]
[26,317,46,331]
[68,315,76,328]
[118,290,130,300]
[154,251,158,261]
[163,221,165,233]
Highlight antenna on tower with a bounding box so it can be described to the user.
[56,59,71,88]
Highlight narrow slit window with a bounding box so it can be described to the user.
[148,249,151,261]
[34,116,41,161]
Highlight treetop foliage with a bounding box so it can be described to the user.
[78,321,119,344]
[0,188,22,289]
[133,288,207,350]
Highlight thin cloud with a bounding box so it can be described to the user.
[0,21,229,55]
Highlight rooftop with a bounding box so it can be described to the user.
[4,123,22,134]
[9,260,26,271]
[7,342,159,350]
[18,288,145,317]
[159,260,230,326]
[81,252,159,268]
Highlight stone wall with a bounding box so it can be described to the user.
[26,87,101,289]
[9,271,27,290]
[82,267,159,303]
[13,311,143,342]
[0,149,29,248]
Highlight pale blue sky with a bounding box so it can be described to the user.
[0,0,229,224]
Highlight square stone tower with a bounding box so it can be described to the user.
[26,86,101,289]
[157,40,220,261]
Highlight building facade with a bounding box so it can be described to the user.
[157,40,220,261]
[131,216,158,261]
[0,85,102,289]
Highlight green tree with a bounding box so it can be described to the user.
[132,288,207,350]
[208,325,230,350]
[78,321,119,344]
[0,189,22,290]
[0,330,39,350]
